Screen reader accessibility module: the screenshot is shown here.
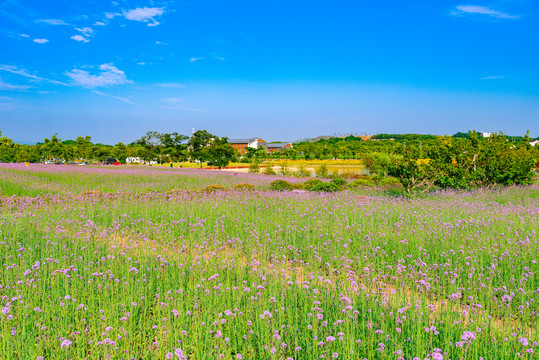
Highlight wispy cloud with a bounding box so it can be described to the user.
[33,38,49,44]
[451,5,519,19]
[0,65,68,86]
[123,7,164,26]
[0,78,31,91]
[36,19,69,25]
[66,64,132,88]
[156,83,184,88]
[92,90,135,104]
[189,57,204,62]
[161,97,205,111]
[71,27,94,42]
[480,76,504,80]
[94,21,106,26]
[20,34,29,38]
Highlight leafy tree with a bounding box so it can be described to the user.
[188,130,215,167]
[204,137,237,169]
[42,134,65,161]
[111,142,128,163]
[76,136,93,161]
[136,131,161,162]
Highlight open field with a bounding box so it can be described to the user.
[0,164,538,359]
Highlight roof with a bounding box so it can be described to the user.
[228,138,264,144]
[266,142,291,149]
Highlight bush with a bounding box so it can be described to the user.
[330,177,347,187]
[233,183,256,191]
[201,184,227,193]
[81,190,103,197]
[316,164,329,178]
[248,162,260,173]
[375,177,401,186]
[294,165,310,177]
[263,166,276,175]
[347,178,374,188]
[303,178,323,190]
[291,183,306,190]
[269,180,293,191]
[309,181,341,193]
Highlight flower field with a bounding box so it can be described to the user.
[0,164,537,359]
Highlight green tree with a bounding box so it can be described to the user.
[204,137,237,169]
[188,130,215,167]
[111,142,128,163]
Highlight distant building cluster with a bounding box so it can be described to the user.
[228,138,292,155]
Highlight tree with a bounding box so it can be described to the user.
[204,137,237,169]
[76,136,93,162]
[160,132,189,161]
[111,142,128,163]
[42,134,65,162]
[136,131,161,162]
[188,130,215,167]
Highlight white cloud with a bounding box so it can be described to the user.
[189,57,203,62]
[156,83,184,88]
[160,97,205,111]
[94,21,106,26]
[0,65,68,86]
[76,27,94,36]
[0,78,31,91]
[71,35,89,43]
[36,19,69,25]
[20,34,30,38]
[71,27,94,42]
[65,64,132,88]
[480,76,504,80]
[33,39,49,44]
[123,7,164,26]
[92,90,135,104]
[452,5,519,19]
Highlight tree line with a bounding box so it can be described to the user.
[0,130,238,169]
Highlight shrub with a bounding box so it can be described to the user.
[309,181,341,193]
[263,166,276,175]
[81,190,103,197]
[316,164,329,178]
[248,162,260,173]
[375,177,401,186]
[233,183,256,191]
[291,183,306,190]
[201,184,227,193]
[303,178,323,190]
[269,180,293,191]
[330,177,347,187]
[347,178,374,188]
[294,165,310,177]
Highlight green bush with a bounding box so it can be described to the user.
[263,166,276,175]
[269,180,293,191]
[248,162,260,173]
[233,183,256,191]
[330,177,347,187]
[347,178,374,188]
[309,181,341,193]
[375,176,401,186]
[201,184,227,193]
[316,164,329,178]
[303,178,323,190]
[291,183,306,190]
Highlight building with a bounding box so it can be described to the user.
[480,131,492,138]
[530,140,539,147]
[266,142,293,154]
[228,138,267,155]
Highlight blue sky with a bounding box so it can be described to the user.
[0,0,538,144]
